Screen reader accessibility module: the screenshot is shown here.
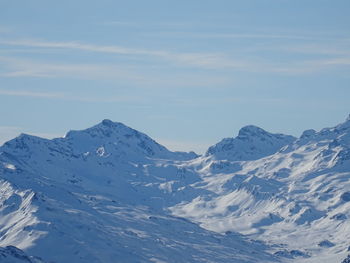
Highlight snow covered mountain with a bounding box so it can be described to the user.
[172,115,350,262]
[0,116,350,262]
[0,120,276,263]
[206,125,296,161]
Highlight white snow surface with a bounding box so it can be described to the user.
[0,117,350,262]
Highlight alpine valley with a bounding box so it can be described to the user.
[1,116,350,263]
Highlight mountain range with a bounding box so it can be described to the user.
[1,115,350,262]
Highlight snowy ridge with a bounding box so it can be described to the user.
[0,180,42,250]
[206,125,296,161]
[172,116,350,262]
[0,120,276,263]
[64,119,198,161]
[0,117,350,262]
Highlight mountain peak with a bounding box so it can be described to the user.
[65,120,134,140]
[238,125,268,137]
[2,133,48,149]
[63,120,196,160]
[93,119,129,132]
[206,125,296,161]
[346,114,350,122]
[99,119,126,129]
[300,129,316,139]
[101,119,117,127]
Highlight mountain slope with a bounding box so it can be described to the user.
[1,117,350,262]
[0,120,277,263]
[172,116,350,262]
[0,246,45,263]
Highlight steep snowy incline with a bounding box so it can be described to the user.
[0,180,41,250]
[171,115,350,263]
[0,120,278,263]
[206,125,296,161]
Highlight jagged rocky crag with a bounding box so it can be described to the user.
[0,116,350,262]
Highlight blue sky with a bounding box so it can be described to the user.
[0,0,349,153]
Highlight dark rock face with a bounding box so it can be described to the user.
[0,246,45,263]
[330,213,347,220]
[341,254,350,263]
[318,240,335,248]
[274,249,309,259]
[341,192,350,202]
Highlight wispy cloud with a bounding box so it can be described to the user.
[0,25,12,33]
[1,39,349,74]
[270,58,350,74]
[0,39,220,68]
[200,33,316,40]
[0,55,143,80]
[314,58,350,66]
[0,88,149,103]
[100,20,192,28]
[100,21,139,27]
[0,39,262,70]
[145,32,319,41]
[0,55,231,89]
[266,43,350,56]
[0,89,63,98]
